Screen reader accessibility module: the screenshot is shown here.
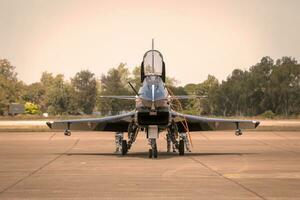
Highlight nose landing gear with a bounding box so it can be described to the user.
[148,138,158,158]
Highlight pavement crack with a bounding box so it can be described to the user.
[189,157,267,200]
[48,133,57,141]
[0,138,80,195]
[271,132,298,146]
[200,133,210,140]
[254,139,297,154]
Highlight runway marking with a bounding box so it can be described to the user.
[0,139,80,195]
[189,157,267,200]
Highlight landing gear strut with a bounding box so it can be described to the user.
[127,123,138,150]
[148,138,158,158]
[168,121,179,151]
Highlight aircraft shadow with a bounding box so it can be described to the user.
[63,152,257,160]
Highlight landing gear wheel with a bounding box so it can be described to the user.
[149,149,152,158]
[148,138,158,159]
[121,140,128,155]
[64,129,71,136]
[235,129,242,136]
[153,147,158,158]
[179,140,185,156]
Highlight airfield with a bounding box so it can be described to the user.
[0,126,299,199]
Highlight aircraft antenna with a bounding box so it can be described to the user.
[128,82,139,96]
[152,38,154,73]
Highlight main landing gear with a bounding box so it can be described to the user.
[120,123,138,156]
[127,123,138,151]
[178,139,185,156]
[121,140,128,155]
[167,121,189,156]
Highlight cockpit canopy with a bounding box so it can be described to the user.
[141,50,166,82]
[143,50,163,75]
[139,76,167,102]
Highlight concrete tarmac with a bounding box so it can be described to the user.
[0,131,299,200]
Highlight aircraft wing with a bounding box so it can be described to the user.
[46,111,135,132]
[171,111,260,132]
[99,95,136,100]
[99,95,203,100]
[171,95,206,100]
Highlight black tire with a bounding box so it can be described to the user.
[64,130,71,136]
[179,140,185,156]
[121,140,128,155]
[153,147,158,158]
[149,149,152,158]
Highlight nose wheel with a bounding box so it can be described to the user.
[148,139,158,158]
[149,147,158,158]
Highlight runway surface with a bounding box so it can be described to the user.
[0,131,299,199]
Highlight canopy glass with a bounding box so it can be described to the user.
[143,50,163,76]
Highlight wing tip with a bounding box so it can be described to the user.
[254,121,260,128]
[46,122,52,129]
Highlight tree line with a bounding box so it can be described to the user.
[0,56,299,117]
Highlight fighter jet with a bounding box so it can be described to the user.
[46,41,260,158]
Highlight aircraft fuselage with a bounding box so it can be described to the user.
[136,75,171,128]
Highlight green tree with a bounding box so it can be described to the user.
[131,66,141,89]
[210,56,300,117]
[184,83,198,95]
[248,56,274,115]
[22,82,45,106]
[71,70,97,114]
[45,74,75,115]
[98,64,133,115]
[213,69,249,116]
[269,57,300,115]
[0,59,17,81]
[0,59,23,115]
[199,75,219,115]
[117,63,131,88]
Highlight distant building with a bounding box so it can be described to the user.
[7,103,25,116]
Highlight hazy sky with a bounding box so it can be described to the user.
[1,0,300,85]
